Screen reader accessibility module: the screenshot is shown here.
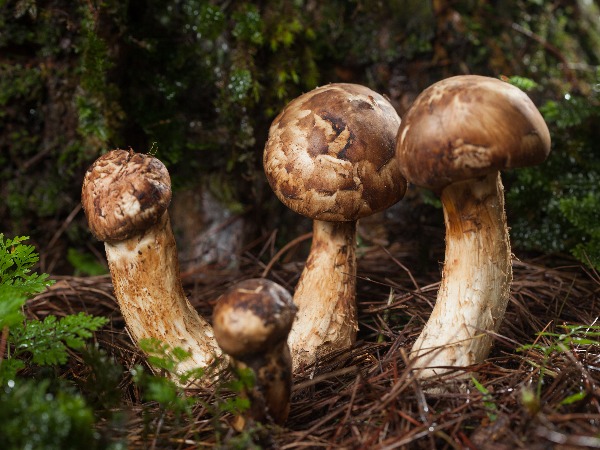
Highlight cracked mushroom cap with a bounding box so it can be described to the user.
[396,75,551,191]
[212,279,296,358]
[264,83,407,222]
[81,150,172,242]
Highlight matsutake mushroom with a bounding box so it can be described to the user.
[263,83,407,370]
[81,149,222,381]
[213,278,296,428]
[396,75,551,379]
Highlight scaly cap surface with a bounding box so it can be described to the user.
[213,278,296,358]
[81,150,172,242]
[264,83,407,221]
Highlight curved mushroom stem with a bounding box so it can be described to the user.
[82,150,224,386]
[288,219,358,370]
[106,212,222,378]
[229,341,293,429]
[410,172,512,379]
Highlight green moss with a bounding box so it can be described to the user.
[507,82,600,269]
[0,380,98,450]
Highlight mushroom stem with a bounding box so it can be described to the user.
[288,219,358,370]
[263,83,406,369]
[105,212,222,375]
[212,278,296,429]
[410,172,512,378]
[82,150,223,384]
[229,340,293,428]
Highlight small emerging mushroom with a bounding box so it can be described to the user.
[263,83,407,370]
[396,75,551,379]
[81,149,222,380]
[212,278,296,428]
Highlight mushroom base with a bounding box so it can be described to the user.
[105,213,222,381]
[410,172,512,379]
[288,220,358,370]
[229,341,293,429]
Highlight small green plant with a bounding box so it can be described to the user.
[519,324,600,355]
[471,377,498,422]
[504,74,539,91]
[214,364,262,449]
[131,338,202,416]
[0,379,98,450]
[0,236,108,381]
[0,234,109,448]
[133,337,253,415]
[219,364,254,417]
[518,323,600,406]
[0,233,56,380]
[0,234,53,300]
[10,313,108,365]
[131,337,260,446]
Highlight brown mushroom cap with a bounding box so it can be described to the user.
[81,150,172,242]
[264,83,407,222]
[213,279,296,358]
[396,75,551,191]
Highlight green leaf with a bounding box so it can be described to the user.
[471,376,498,421]
[0,285,26,329]
[540,94,599,129]
[131,364,195,415]
[232,4,263,45]
[0,233,54,296]
[220,395,251,415]
[0,379,97,449]
[505,75,538,91]
[139,337,192,374]
[10,313,108,366]
[227,68,253,103]
[560,391,587,405]
[145,376,181,405]
[0,358,25,384]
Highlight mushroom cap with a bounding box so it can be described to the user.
[81,149,172,242]
[264,83,407,222]
[396,75,551,191]
[212,279,296,358]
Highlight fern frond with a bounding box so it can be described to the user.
[10,313,108,366]
[0,234,54,296]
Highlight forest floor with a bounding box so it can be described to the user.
[30,220,600,449]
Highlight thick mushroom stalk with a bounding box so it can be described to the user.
[396,75,551,379]
[212,278,296,428]
[414,172,511,375]
[264,83,407,370]
[289,220,357,367]
[81,150,221,379]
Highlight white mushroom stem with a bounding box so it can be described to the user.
[106,212,222,376]
[410,172,512,378]
[288,219,358,370]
